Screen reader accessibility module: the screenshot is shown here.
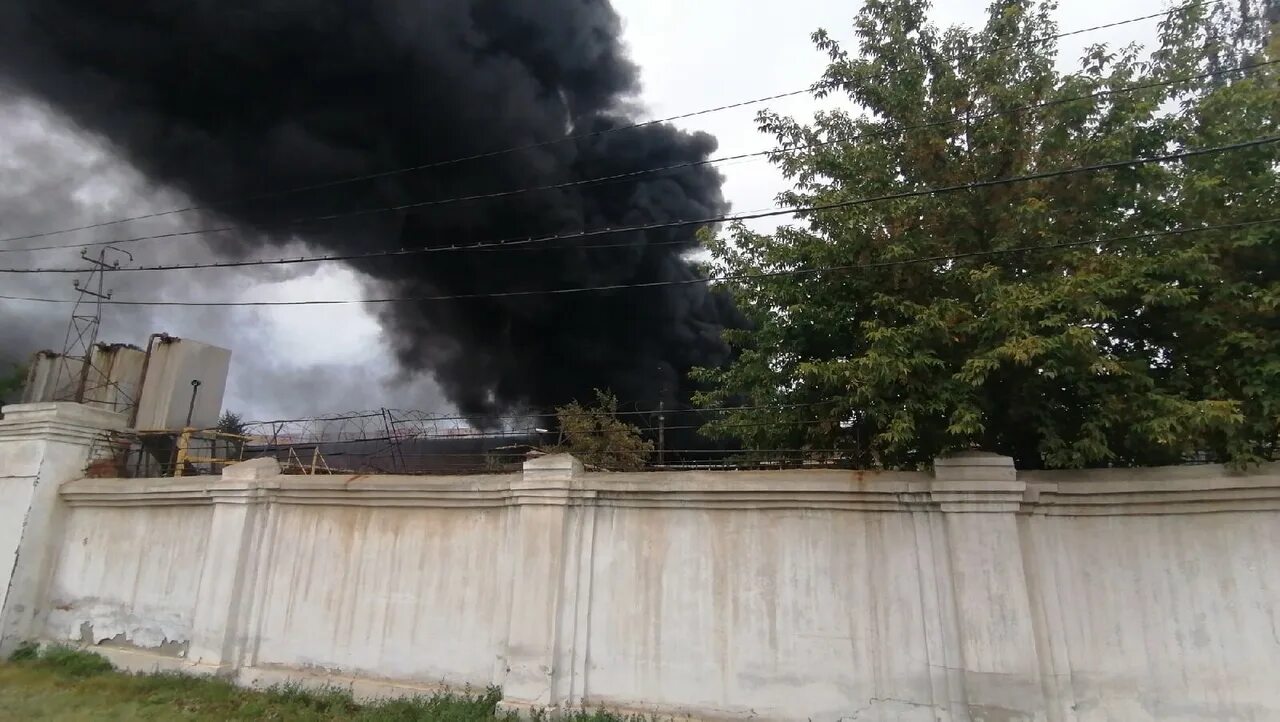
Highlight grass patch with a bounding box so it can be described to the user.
[27,645,116,678]
[1,645,642,720]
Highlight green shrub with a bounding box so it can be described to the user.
[32,645,115,677]
[7,641,39,662]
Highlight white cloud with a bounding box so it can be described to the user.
[613,0,1166,232]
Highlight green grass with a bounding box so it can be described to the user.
[0,645,637,721]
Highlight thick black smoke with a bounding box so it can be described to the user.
[0,0,738,417]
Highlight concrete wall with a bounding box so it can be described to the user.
[3,409,1279,720]
[0,403,128,650]
[47,504,214,650]
[248,502,513,687]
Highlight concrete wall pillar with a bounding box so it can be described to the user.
[186,458,278,673]
[499,454,596,715]
[0,402,128,654]
[931,451,1046,721]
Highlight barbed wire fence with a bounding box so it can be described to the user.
[239,408,551,474]
[86,401,865,477]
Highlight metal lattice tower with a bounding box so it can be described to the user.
[53,246,132,404]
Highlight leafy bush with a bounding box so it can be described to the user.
[25,645,114,677]
[552,390,654,471]
[7,641,38,662]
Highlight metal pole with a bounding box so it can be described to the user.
[185,379,202,427]
[173,429,189,478]
[380,407,404,473]
[657,400,666,466]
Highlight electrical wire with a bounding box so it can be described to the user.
[2,136,1275,276]
[0,0,1219,247]
[10,53,1264,261]
[7,55,1271,259]
[237,400,845,427]
[3,216,1275,306]
[5,134,1274,273]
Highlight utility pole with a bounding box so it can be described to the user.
[53,246,131,404]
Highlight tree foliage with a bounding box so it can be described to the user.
[695,0,1280,469]
[216,410,248,459]
[553,389,654,471]
[0,364,26,406]
[216,410,247,436]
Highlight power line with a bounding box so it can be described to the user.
[8,54,1270,259]
[5,133,1274,275]
[236,400,848,428]
[0,1,1218,247]
[4,217,1275,306]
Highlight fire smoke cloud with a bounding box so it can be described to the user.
[0,0,739,417]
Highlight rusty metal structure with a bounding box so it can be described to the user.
[237,408,549,474]
[78,401,851,478]
[51,247,136,410]
[107,428,251,478]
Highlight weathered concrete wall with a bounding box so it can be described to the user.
[0,403,128,652]
[248,503,513,687]
[3,415,1279,720]
[46,503,213,650]
[1024,513,1280,721]
[583,504,938,719]
[1015,466,1280,722]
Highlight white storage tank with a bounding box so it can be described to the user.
[132,336,232,430]
[20,344,146,414]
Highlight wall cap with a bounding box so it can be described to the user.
[932,451,1017,484]
[516,453,584,492]
[55,457,1280,516]
[222,457,282,481]
[523,453,583,475]
[0,402,128,431]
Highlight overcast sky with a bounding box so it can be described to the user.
[0,0,1167,420]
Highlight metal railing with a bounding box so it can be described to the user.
[112,428,253,477]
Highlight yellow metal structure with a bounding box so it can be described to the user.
[168,427,250,477]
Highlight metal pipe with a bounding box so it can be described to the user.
[658,400,666,466]
[20,351,46,404]
[185,379,202,428]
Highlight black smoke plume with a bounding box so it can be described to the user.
[0,0,739,418]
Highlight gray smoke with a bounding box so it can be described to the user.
[0,96,448,418]
[0,0,739,419]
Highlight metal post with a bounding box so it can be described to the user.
[185,379,202,428]
[173,428,190,478]
[657,400,666,466]
[380,407,405,473]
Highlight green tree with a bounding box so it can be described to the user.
[0,364,26,406]
[216,410,247,436]
[215,410,248,460]
[552,389,654,471]
[695,0,1279,469]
